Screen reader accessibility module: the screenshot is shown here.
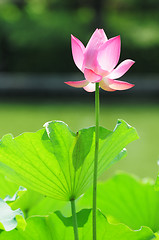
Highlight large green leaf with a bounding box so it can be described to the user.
[0,174,18,199]
[0,120,138,201]
[11,189,67,218]
[77,173,159,234]
[0,209,156,240]
[0,172,66,218]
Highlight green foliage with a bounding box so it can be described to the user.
[0,209,156,239]
[1,118,156,239]
[0,120,138,201]
[0,172,66,218]
[77,173,159,235]
[0,174,18,199]
[1,168,159,239]
[0,102,158,179]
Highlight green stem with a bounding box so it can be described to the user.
[71,199,79,240]
[93,82,100,240]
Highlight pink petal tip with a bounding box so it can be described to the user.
[108,59,135,79]
[109,80,135,90]
[65,80,88,88]
[71,35,85,71]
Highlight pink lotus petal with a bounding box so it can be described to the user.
[65,80,88,88]
[83,29,108,71]
[84,68,102,83]
[83,83,96,92]
[99,79,116,92]
[71,35,85,71]
[108,59,135,79]
[106,78,134,90]
[97,36,121,72]
[86,29,108,51]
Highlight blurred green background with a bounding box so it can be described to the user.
[0,0,158,73]
[0,0,159,180]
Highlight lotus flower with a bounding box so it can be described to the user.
[65,29,135,92]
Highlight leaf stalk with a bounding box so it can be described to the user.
[93,82,100,240]
[71,199,79,240]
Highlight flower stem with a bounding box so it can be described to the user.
[93,82,100,240]
[71,199,79,240]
